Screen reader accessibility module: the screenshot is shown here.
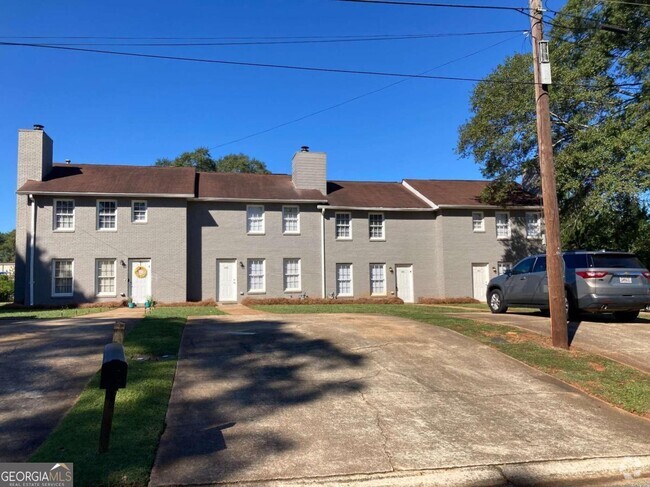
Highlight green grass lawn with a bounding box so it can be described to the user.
[31,306,224,487]
[254,304,650,416]
[0,303,110,320]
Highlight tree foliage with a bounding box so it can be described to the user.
[457,0,650,264]
[0,230,15,263]
[155,148,270,174]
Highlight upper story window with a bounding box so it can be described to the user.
[52,259,74,297]
[284,258,301,292]
[472,212,485,232]
[368,213,385,240]
[282,206,300,234]
[247,258,266,293]
[247,205,265,234]
[97,200,117,231]
[54,199,75,231]
[497,262,512,275]
[495,211,511,239]
[132,200,148,223]
[526,212,542,239]
[335,212,352,240]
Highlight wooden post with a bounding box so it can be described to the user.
[98,388,117,453]
[529,0,568,349]
[112,321,125,344]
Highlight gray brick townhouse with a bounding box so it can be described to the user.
[14,126,544,306]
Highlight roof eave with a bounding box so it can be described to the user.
[318,205,434,212]
[195,197,328,203]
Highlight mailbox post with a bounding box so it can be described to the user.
[99,343,127,453]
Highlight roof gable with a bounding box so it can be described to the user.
[326,181,431,209]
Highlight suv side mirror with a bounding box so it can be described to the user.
[505,269,512,277]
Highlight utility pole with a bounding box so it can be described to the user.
[529,0,568,349]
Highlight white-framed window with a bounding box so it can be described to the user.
[97,200,117,231]
[336,263,353,297]
[495,211,511,239]
[497,262,512,275]
[51,259,74,297]
[335,212,352,240]
[132,200,148,223]
[368,213,385,240]
[247,205,265,234]
[526,212,542,239]
[247,258,266,293]
[472,211,485,232]
[282,206,300,234]
[283,258,301,292]
[53,199,75,231]
[369,263,386,295]
[96,259,117,296]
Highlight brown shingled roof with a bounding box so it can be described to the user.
[403,179,540,207]
[17,164,196,196]
[326,181,431,209]
[197,172,327,201]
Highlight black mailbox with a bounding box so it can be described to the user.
[100,343,128,390]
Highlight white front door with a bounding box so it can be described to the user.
[395,264,414,303]
[217,260,237,302]
[472,263,490,302]
[129,259,151,304]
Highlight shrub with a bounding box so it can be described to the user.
[156,300,218,308]
[242,296,404,306]
[0,275,13,302]
[418,296,480,304]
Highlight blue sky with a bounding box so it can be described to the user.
[0,0,545,232]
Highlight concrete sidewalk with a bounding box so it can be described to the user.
[456,312,650,373]
[150,313,650,486]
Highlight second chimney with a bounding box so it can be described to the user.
[292,147,326,195]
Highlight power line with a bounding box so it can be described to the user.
[0,40,635,90]
[0,40,545,85]
[0,30,525,44]
[209,34,523,149]
[338,0,526,11]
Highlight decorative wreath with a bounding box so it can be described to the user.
[134,266,148,279]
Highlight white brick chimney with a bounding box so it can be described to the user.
[291,146,327,195]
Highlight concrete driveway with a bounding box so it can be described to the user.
[0,309,141,461]
[150,313,650,486]
[456,311,650,373]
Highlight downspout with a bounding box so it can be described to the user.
[29,194,36,307]
[320,207,326,298]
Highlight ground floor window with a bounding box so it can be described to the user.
[248,258,266,293]
[52,259,74,297]
[369,263,386,295]
[284,258,301,292]
[497,262,512,275]
[336,263,353,297]
[96,259,116,296]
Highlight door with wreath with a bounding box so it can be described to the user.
[128,259,151,304]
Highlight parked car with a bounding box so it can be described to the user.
[486,251,650,321]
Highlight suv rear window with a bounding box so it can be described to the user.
[590,253,644,269]
[563,254,589,269]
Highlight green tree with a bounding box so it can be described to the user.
[457,0,649,265]
[155,148,269,174]
[0,230,15,263]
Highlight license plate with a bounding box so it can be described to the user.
[619,277,632,284]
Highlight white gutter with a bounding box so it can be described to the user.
[320,207,326,298]
[316,205,433,212]
[17,190,194,198]
[401,181,439,209]
[437,204,543,210]
[29,194,35,307]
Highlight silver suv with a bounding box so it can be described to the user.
[487,251,650,321]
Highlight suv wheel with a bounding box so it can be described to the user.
[488,289,508,314]
[565,292,579,321]
[613,311,639,322]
